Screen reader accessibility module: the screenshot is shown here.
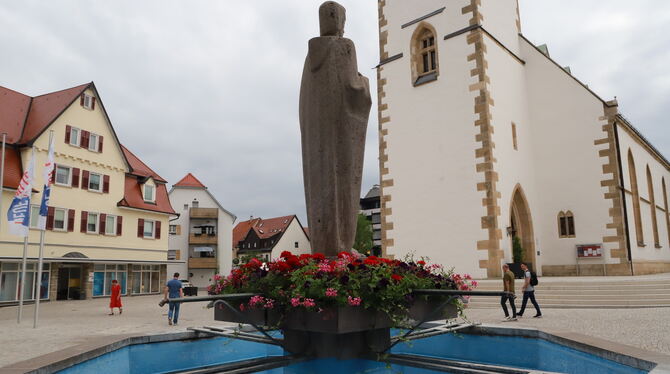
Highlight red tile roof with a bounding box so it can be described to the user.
[19,83,90,144]
[232,215,296,246]
[121,145,166,183]
[117,175,176,215]
[0,87,31,144]
[1,147,22,190]
[173,173,206,188]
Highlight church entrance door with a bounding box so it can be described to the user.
[509,185,536,271]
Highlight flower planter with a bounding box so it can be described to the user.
[214,301,280,326]
[283,306,391,334]
[408,297,458,321]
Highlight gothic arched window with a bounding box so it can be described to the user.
[411,23,439,86]
[558,211,575,238]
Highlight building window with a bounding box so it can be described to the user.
[70,127,81,147]
[411,24,439,86]
[131,265,160,294]
[169,225,177,235]
[105,215,117,235]
[88,133,99,152]
[663,178,670,248]
[144,184,155,202]
[192,200,199,208]
[294,241,299,248]
[54,208,67,231]
[88,172,102,192]
[93,264,127,297]
[512,123,518,150]
[0,262,50,301]
[29,205,40,229]
[646,166,660,248]
[55,165,72,186]
[82,94,94,110]
[144,220,155,238]
[628,150,644,246]
[167,250,180,261]
[87,212,99,233]
[183,204,188,211]
[558,211,575,238]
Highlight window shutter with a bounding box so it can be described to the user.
[98,135,103,153]
[51,164,56,184]
[81,131,89,149]
[46,207,55,230]
[82,170,89,190]
[91,97,96,110]
[176,225,181,235]
[68,209,75,232]
[65,125,71,144]
[137,218,144,238]
[103,175,110,193]
[80,94,85,106]
[99,213,107,234]
[117,216,123,236]
[155,221,161,239]
[72,168,80,188]
[81,211,88,233]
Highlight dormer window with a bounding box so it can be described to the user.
[81,94,95,110]
[143,184,155,203]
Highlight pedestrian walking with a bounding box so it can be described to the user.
[165,272,183,326]
[500,264,517,321]
[517,263,542,318]
[109,280,122,315]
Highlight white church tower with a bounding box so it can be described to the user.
[377,0,670,278]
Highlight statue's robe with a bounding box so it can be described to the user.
[299,36,371,257]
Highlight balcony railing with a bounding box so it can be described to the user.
[190,208,218,219]
[189,233,218,245]
[189,257,217,269]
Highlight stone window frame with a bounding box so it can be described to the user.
[557,211,576,238]
[646,165,661,248]
[627,150,645,247]
[410,22,439,86]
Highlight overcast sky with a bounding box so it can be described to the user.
[1,1,668,225]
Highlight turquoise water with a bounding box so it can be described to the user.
[57,332,647,374]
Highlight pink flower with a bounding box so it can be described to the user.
[318,261,333,273]
[290,297,302,307]
[470,280,478,287]
[239,303,245,311]
[463,274,472,280]
[303,298,316,308]
[325,288,338,297]
[347,296,362,306]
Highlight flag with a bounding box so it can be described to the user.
[38,137,55,230]
[7,148,35,237]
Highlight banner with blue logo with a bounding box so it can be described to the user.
[7,148,35,237]
[38,138,55,230]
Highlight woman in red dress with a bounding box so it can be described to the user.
[109,279,123,315]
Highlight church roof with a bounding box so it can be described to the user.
[173,173,206,188]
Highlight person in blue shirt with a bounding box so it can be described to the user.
[164,272,183,325]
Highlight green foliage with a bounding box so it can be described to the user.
[512,236,524,263]
[353,214,373,254]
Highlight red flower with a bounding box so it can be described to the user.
[391,274,403,282]
[311,253,326,261]
[364,256,380,266]
[417,260,426,266]
[280,251,293,259]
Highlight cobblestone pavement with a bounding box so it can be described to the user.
[0,295,668,367]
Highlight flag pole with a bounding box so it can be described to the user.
[34,131,54,328]
[0,133,6,231]
[17,147,35,324]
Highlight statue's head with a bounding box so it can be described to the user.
[319,1,346,37]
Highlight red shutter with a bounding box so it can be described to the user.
[81,131,90,149]
[51,164,57,184]
[117,216,123,236]
[80,94,85,106]
[65,125,71,144]
[91,97,96,110]
[103,175,110,193]
[46,207,55,230]
[72,168,80,188]
[82,170,89,190]
[98,135,103,153]
[99,214,107,234]
[155,221,161,239]
[81,211,88,233]
[68,209,75,232]
[137,218,144,238]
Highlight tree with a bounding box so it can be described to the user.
[353,214,373,254]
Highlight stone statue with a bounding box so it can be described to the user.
[299,1,372,257]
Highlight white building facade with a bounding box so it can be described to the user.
[377,0,670,278]
[167,173,236,287]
